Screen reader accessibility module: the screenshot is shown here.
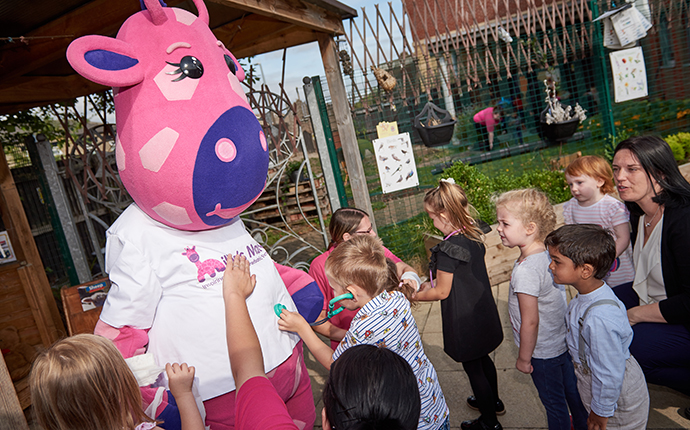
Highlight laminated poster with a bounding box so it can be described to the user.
[373,133,419,194]
[610,47,648,103]
[0,231,16,264]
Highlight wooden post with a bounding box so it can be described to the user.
[0,142,64,344]
[0,353,30,430]
[317,33,377,230]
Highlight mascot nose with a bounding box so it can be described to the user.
[193,106,269,227]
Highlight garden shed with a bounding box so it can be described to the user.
[0,0,359,427]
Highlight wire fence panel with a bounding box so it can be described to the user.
[321,0,690,263]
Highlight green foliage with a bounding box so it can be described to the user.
[0,108,61,148]
[440,161,570,225]
[603,129,633,163]
[378,213,429,264]
[664,132,690,163]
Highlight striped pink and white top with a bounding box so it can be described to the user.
[563,194,635,287]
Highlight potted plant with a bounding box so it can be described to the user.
[539,79,587,144]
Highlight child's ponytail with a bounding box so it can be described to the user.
[384,258,417,305]
[425,178,484,242]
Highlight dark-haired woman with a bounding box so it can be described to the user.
[308,207,421,349]
[611,136,690,409]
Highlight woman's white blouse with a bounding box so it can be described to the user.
[632,215,667,305]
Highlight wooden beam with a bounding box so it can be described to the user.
[316,33,375,230]
[210,0,345,34]
[0,75,108,106]
[0,142,64,342]
[0,0,184,83]
[226,27,318,58]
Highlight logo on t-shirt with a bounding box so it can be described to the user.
[182,242,271,288]
[182,246,226,283]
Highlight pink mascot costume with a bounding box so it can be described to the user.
[66,1,322,429]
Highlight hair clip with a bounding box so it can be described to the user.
[440,177,455,185]
[398,281,405,288]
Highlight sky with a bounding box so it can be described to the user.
[249,0,405,103]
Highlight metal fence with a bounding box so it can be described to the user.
[319,0,690,261]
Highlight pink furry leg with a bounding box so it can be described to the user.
[204,342,315,430]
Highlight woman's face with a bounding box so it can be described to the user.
[612,149,660,205]
[344,216,376,241]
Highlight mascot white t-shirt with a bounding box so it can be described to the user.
[101,204,299,400]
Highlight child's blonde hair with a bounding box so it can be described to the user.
[325,235,415,302]
[564,155,615,195]
[424,179,483,242]
[30,334,155,430]
[495,188,556,242]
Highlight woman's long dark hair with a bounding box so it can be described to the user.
[614,135,690,214]
[322,345,421,430]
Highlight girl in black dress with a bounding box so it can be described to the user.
[416,178,504,430]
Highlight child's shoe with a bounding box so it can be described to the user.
[466,396,506,415]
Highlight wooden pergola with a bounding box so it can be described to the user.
[0,1,375,428]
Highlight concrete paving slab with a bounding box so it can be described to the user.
[304,280,689,430]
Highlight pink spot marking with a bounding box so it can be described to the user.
[166,41,191,54]
[173,8,196,25]
[215,138,237,162]
[228,72,249,104]
[154,64,199,101]
[259,130,267,151]
[152,202,192,226]
[115,135,126,171]
[139,127,179,172]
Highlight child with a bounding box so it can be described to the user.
[545,224,649,430]
[309,207,421,350]
[224,254,422,430]
[30,334,204,430]
[563,155,634,288]
[415,178,503,430]
[495,189,588,430]
[279,235,449,430]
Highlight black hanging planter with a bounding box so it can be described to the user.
[539,108,580,145]
[413,102,457,147]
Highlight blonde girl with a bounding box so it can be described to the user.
[280,235,450,430]
[563,155,634,287]
[495,189,587,430]
[416,178,503,430]
[30,334,204,430]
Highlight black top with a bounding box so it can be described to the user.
[630,204,690,331]
[430,234,503,362]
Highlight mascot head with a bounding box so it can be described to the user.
[67,0,268,231]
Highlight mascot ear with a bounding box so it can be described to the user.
[67,35,144,87]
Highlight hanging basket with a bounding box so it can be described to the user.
[413,102,457,147]
[539,108,580,145]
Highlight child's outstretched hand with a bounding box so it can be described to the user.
[278,309,309,335]
[223,254,256,300]
[166,363,195,398]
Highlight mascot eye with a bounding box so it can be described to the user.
[224,54,237,75]
[166,56,204,81]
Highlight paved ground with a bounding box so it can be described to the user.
[306,281,690,430]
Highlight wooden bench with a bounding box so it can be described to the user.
[550,151,582,171]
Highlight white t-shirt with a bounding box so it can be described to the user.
[508,251,568,359]
[563,195,635,287]
[101,204,299,400]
